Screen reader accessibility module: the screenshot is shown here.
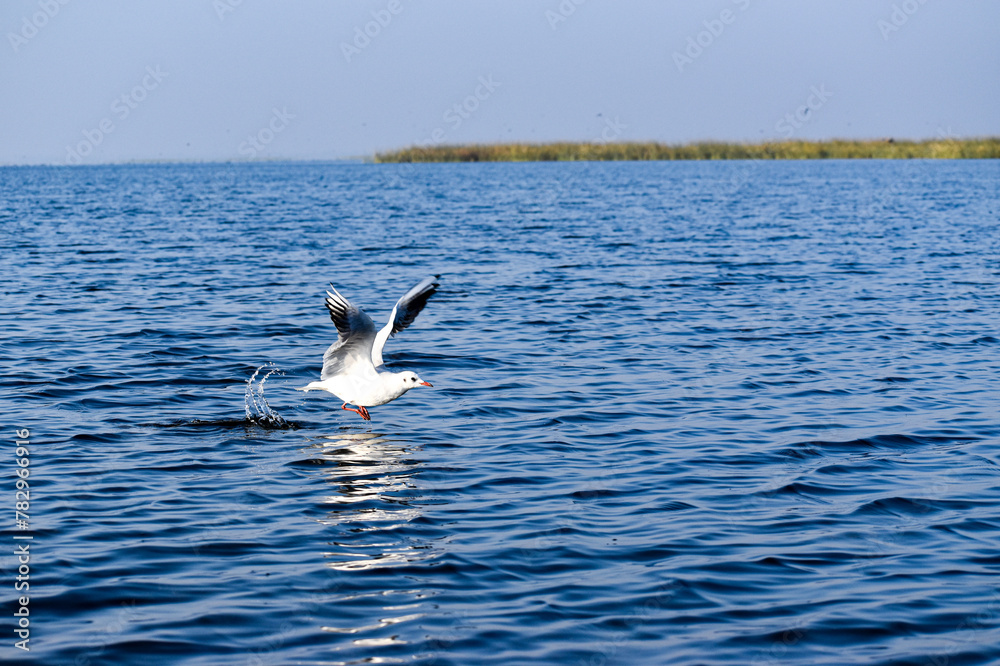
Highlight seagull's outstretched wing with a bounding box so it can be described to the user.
[321,285,378,380]
[371,276,439,368]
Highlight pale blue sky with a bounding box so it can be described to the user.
[2,0,998,165]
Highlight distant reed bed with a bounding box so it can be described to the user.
[375,138,1000,162]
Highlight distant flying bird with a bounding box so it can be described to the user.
[298,276,439,420]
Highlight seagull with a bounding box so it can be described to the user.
[298,276,439,420]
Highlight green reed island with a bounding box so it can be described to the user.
[375,138,1000,163]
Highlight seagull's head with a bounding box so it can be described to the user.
[398,371,432,391]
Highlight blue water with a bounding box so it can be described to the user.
[2,159,1000,665]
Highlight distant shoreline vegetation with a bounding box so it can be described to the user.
[375,139,1000,163]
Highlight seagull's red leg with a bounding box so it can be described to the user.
[341,403,371,421]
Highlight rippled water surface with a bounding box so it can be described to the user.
[3,160,1000,665]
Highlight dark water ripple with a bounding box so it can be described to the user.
[1,160,999,664]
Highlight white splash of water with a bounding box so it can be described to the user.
[245,363,287,426]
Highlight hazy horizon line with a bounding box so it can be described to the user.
[4,135,998,168]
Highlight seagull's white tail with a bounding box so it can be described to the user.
[298,381,322,392]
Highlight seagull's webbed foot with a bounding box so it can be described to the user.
[341,403,372,421]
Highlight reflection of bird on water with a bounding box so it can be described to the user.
[307,432,428,572]
[299,276,439,421]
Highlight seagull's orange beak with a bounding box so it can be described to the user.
[419,381,433,387]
